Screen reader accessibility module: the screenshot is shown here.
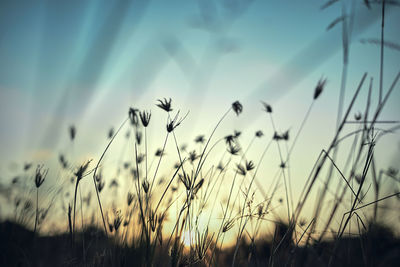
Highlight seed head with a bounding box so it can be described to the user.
[314,78,327,100]
[136,131,142,145]
[246,160,255,171]
[282,130,289,141]
[193,178,204,194]
[261,102,272,113]
[34,165,48,188]
[129,107,139,125]
[97,180,105,192]
[108,127,114,139]
[232,101,243,116]
[224,135,235,146]
[24,163,32,171]
[156,98,173,112]
[69,125,76,141]
[227,144,240,156]
[222,219,235,233]
[113,210,123,232]
[155,148,165,157]
[236,164,246,176]
[139,110,151,127]
[234,130,241,138]
[189,150,199,163]
[59,154,68,169]
[166,111,187,132]
[75,160,91,182]
[142,179,150,194]
[127,192,134,206]
[354,112,362,121]
[194,135,205,144]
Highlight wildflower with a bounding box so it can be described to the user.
[179,173,191,191]
[127,192,134,206]
[155,148,164,157]
[299,218,307,227]
[313,78,327,100]
[142,179,150,193]
[261,102,272,113]
[110,179,119,188]
[282,130,289,141]
[227,144,240,155]
[222,219,235,233]
[194,135,205,144]
[279,162,286,169]
[354,112,362,121]
[129,107,139,125]
[257,204,264,218]
[137,153,145,164]
[246,160,255,171]
[217,162,225,172]
[193,178,204,195]
[180,144,187,151]
[156,98,173,112]
[273,132,282,141]
[236,164,246,176]
[34,165,48,188]
[11,176,19,184]
[113,210,123,232]
[166,111,187,132]
[97,180,105,192]
[224,134,235,146]
[69,125,76,141]
[234,130,241,138]
[108,127,114,139]
[255,130,263,138]
[140,110,151,127]
[149,210,157,232]
[189,150,198,163]
[136,131,142,145]
[387,167,398,177]
[75,160,91,182]
[232,101,243,116]
[24,163,32,171]
[59,154,68,168]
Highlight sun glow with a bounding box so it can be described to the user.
[181,230,195,247]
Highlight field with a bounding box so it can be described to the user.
[0,1,400,266]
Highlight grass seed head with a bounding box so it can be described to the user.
[246,160,255,171]
[139,110,151,127]
[314,77,327,100]
[255,130,264,137]
[156,98,173,112]
[227,144,240,155]
[129,107,139,125]
[236,164,247,176]
[194,135,205,144]
[262,101,272,113]
[34,165,48,188]
[75,160,91,182]
[69,125,76,141]
[232,101,243,116]
[142,179,150,194]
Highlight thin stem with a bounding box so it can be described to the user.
[92,117,129,236]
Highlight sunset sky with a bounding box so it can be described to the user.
[0,0,399,238]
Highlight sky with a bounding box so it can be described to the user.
[0,0,399,239]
